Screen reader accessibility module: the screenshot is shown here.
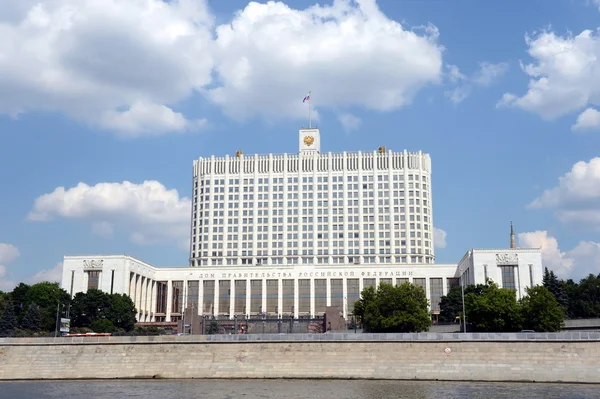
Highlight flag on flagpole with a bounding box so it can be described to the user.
[303,93,310,103]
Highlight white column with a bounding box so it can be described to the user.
[213,280,220,316]
[261,279,267,314]
[342,277,348,320]
[310,278,315,317]
[150,281,157,322]
[278,278,283,317]
[197,280,203,316]
[135,275,142,319]
[245,279,251,317]
[229,279,235,319]
[294,278,299,319]
[326,277,331,307]
[424,278,430,308]
[516,265,522,300]
[83,272,89,293]
[165,280,173,322]
[141,277,148,321]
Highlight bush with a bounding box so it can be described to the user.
[354,283,431,333]
[90,319,116,333]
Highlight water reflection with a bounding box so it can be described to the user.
[1,379,598,399]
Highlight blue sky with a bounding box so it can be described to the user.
[1,0,600,290]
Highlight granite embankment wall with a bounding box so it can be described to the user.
[1,333,599,383]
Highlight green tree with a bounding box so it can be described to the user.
[572,274,600,318]
[90,319,116,333]
[520,286,565,332]
[23,282,70,331]
[206,319,219,335]
[563,278,584,319]
[542,268,569,310]
[70,289,111,327]
[10,283,30,323]
[354,283,431,333]
[439,283,487,323]
[0,291,8,319]
[70,289,137,332]
[466,281,523,332]
[22,303,41,332]
[107,294,137,331]
[0,300,17,337]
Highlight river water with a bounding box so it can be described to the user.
[0,380,597,399]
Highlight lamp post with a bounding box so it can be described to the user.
[54,301,60,338]
[190,303,194,335]
[461,267,467,333]
[182,272,193,334]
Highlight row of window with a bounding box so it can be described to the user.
[197,182,429,195]
[196,190,430,201]
[191,255,434,266]
[199,174,428,187]
[153,275,446,316]
[200,198,429,208]
[197,246,432,256]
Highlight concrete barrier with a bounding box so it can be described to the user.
[0,334,599,383]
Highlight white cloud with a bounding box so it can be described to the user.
[571,107,600,131]
[92,221,114,239]
[0,0,447,133]
[446,62,508,103]
[99,101,207,137]
[0,243,20,291]
[337,112,362,132]
[499,29,600,120]
[472,62,509,87]
[445,86,471,104]
[528,157,600,227]
[0,243,19,266]
[30,262,63,284]
[207,0,444,122]
[518,231,574,276]
[433,227,447,248]
[28,180,191,248]
[519,231,600,279]
[446,64,466,83]
[0,243,64,290]
[0,0,214,136]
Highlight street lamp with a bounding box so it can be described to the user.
[182,272,193,334]
[461,267,467,333]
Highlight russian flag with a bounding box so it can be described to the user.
[303,93,310,103]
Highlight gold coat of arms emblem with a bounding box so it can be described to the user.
[303,136,314,146]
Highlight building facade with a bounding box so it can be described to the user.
[61,128,545,323]
[190,128,435,267]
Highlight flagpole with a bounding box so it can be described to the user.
[308,90,312,128]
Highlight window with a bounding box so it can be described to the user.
[298,279,311,314]
[314,279,327,314]
[282,280,294,314]
[202,280,215,314]
[529,264,534,286]
[413,278,426,293]
[500,265,516,290]
[267,280,278,313]
[218,280,230,315]
[429,278,443,312]
[87,271,100,290]
[330,279,343,308]
[250,280,262,314]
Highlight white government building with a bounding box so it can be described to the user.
[61,127,543,323]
